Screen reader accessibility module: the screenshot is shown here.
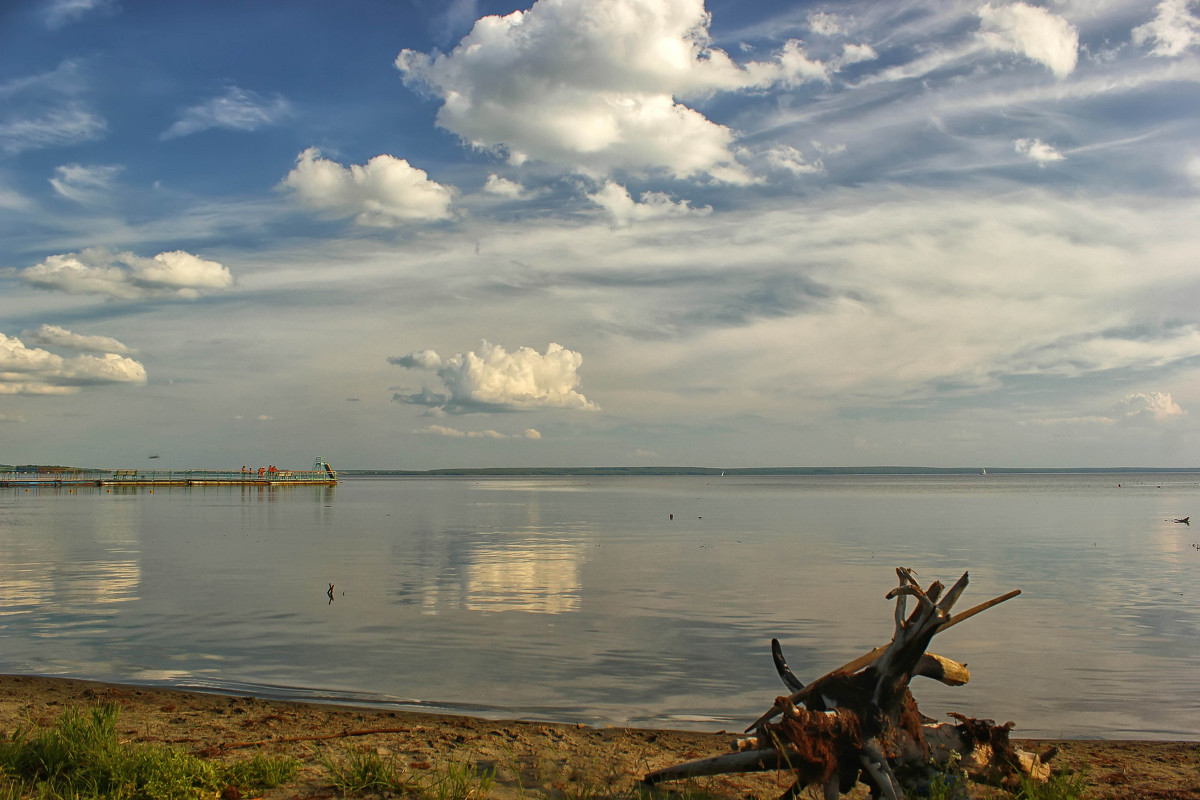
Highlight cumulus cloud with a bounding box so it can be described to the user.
[415,424,542,439]
[0,330,146,395]
[388,349,443,369]
[49,163,122,203]
[587,181,711,226]
[19,247,233,300]
[1133,0,1200,57]
[21,324,132,355]
[162,87,291,140]
[391,341,597,413]
[280,147,455,226]
[1118,391,1186,423]
[1014,137,1065,165]
[483,173,526,198]
[395,0,865,183]
[978,2,1079,78]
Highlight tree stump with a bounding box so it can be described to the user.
[643,568,1054,799]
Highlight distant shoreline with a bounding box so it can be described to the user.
[7,464,1200,478]
[338,466,1200,477]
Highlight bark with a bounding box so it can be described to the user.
[643,569,1048,797]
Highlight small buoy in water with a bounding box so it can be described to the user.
[669,513,673,520]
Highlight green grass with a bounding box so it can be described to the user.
[0,703,297,800]
[319,746,496,799]
[0,703,1088,800]
[320,746,416,795]
[1010,770,1086,800]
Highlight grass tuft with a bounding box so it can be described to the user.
[1010,770,1087,800]
[320,746,416,795]
[0,703,297,800]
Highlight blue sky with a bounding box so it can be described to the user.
[2,0,1199,470]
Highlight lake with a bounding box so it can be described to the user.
[1,473,1197,740]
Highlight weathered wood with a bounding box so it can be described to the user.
[745,587,1019,732]
[647,570,1042,798]
[643,748,782,784]
[914,652,970,686]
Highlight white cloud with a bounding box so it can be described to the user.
[42,0,116,28]
[49,163,122,203]
[835,43,878,68]
[0,106,106,154]
[0,184,31,211]
[161,87,291,139]
[483,173,526,198]
[389,349,443,369]
[766,145,825,175]
[19,247,233,300]
[808,11,842,37]
[280,147,455,226]
[415,424,541,439]
[587,181,711,226]
[1021,415,1116,426]
[1118,391,1186,423]
[1014,137,1065,165]
[0,331,146,395]
[21,325,132,355]
[0,62,106,154]
[1184,153,1200,186]
[978,2,1079,78]
[395,0,855,183]
[1133,0,1200,57]
[393,341,597,413]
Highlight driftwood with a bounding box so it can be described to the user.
[644,569,1053,799]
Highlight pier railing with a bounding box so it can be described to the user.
[1,467,336,487]
[105,468,336,485]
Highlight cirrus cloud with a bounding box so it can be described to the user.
[415,424,542,439]
[161,87,291,140]
[391,341,597,413]
[49,163,123,203]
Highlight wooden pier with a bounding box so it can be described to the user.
[0,458,337,488]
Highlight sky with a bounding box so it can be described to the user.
[1,0,1199,470]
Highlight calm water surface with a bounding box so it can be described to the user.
[1,474,1197,739]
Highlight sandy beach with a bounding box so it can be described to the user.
[1,675,1196,799]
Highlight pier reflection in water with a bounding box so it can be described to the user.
[0,474,1198,738]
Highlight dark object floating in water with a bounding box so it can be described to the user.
[1175,516,1190,524]
[643,568,1052,798]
